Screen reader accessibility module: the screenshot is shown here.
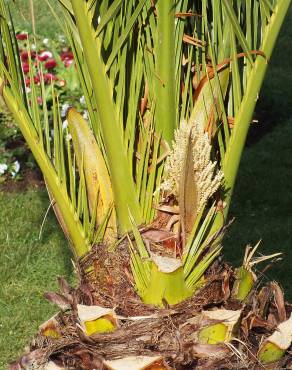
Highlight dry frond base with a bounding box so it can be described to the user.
[9,244,292,370]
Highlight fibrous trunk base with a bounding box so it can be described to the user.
[9,244,292,369]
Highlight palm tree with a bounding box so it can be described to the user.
[1,0,291,368]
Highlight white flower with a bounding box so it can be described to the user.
[13,161,20,174]
[25,87,31,94]
[0,163,8,175]
[82,110,89,120]
[65,133,72,142]
[31,43,36,50]
[61,103,70,117]
[79,95,86,105]
[62,120,68,130]
[58,35,66,43]
[43,38,49,46]
[39,50,53,59]
[97,16,101,24]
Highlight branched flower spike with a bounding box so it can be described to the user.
[191,121,223,212]
[161,121,191,196]
[162,120,223,214]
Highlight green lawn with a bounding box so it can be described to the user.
[224,5,292,298]
[0,2,292,369]
[224,116,292,300]
[0,190,74,368]
[10,0,61,38]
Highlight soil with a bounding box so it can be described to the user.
[0,167,44,192]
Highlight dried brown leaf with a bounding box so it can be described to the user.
[271,282,286,322]
[78,284,94,306]
[222,270,231,301]
[44,292,72,311]
[141,228,176,243]
[7,362,21,370]
[10,349,45,370]
[58,276,71,295]
[250,315,270,329]
[179,127,198,246]
[258,286,273,318]
[74,349,102,370]
[190,343,230,359]
[267,312,278,328]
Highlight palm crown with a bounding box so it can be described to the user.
[1,0,291,367]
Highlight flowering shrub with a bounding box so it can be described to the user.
[16,32,82,107]
[0,111,25,182]
[0,161,20,178]
[0,32,87,183]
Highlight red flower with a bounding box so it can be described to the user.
[25,77,30,87]
[20,51,29,62]
[61,51,73,61]
[43,73,58,83]
[34,75,40,84]
[44,59,57,70]
[37,55,48,62]
[16,32,28,40]
[22,62,29,74]
[64,59,73,68]
[37,97,43,105]
[37,51,53,62]
[20,50,36,62]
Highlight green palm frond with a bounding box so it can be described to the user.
[0,0,290,305]
[222,0,290,211]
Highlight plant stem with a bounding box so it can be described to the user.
[1,81,89,257]
[154,0,176,144]
[70,1,142,232]
[29,0,36,35]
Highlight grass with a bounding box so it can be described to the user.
[0,2,292,368]
[0,190,74,368]
[10,0,61,38]
[224,116,292,300]
[224,5,292,300]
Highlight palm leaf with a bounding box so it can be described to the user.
[0,0,290,303]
